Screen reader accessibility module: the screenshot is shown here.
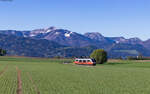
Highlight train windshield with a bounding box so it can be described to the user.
[91,59,96,62]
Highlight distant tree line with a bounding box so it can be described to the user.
[127,56,150,60]
[127,53,150,60]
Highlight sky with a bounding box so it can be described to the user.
[0,0,150,40]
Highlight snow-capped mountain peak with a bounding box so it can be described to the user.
[32,26,57,34]
[64,32,73,37]
[45,26,57,32]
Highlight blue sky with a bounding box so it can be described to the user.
[0,0,150,40]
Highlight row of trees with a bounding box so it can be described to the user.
[115,53,148,60]
[0,47,107,64]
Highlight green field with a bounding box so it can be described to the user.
[0,57,150,94]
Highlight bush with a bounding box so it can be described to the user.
[90,49,107,64]
[0,49,6,56]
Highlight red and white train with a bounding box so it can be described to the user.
[73,58,96,66]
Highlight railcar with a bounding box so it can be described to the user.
[73,58,96,66]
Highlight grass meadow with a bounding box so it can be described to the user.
[0,57,150,94]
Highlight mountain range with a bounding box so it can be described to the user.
[0,26,150,58]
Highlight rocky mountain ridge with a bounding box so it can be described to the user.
[0,26,150,58]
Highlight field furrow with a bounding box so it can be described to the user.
[16,67,22,94]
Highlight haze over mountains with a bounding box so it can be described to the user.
[0,26,150,58]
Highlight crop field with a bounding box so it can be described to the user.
[1,57,150,94]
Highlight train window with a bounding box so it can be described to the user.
[87,60,90,62]
[79,60,82,62]
[75,60,78,61]
[83,60,86,62]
